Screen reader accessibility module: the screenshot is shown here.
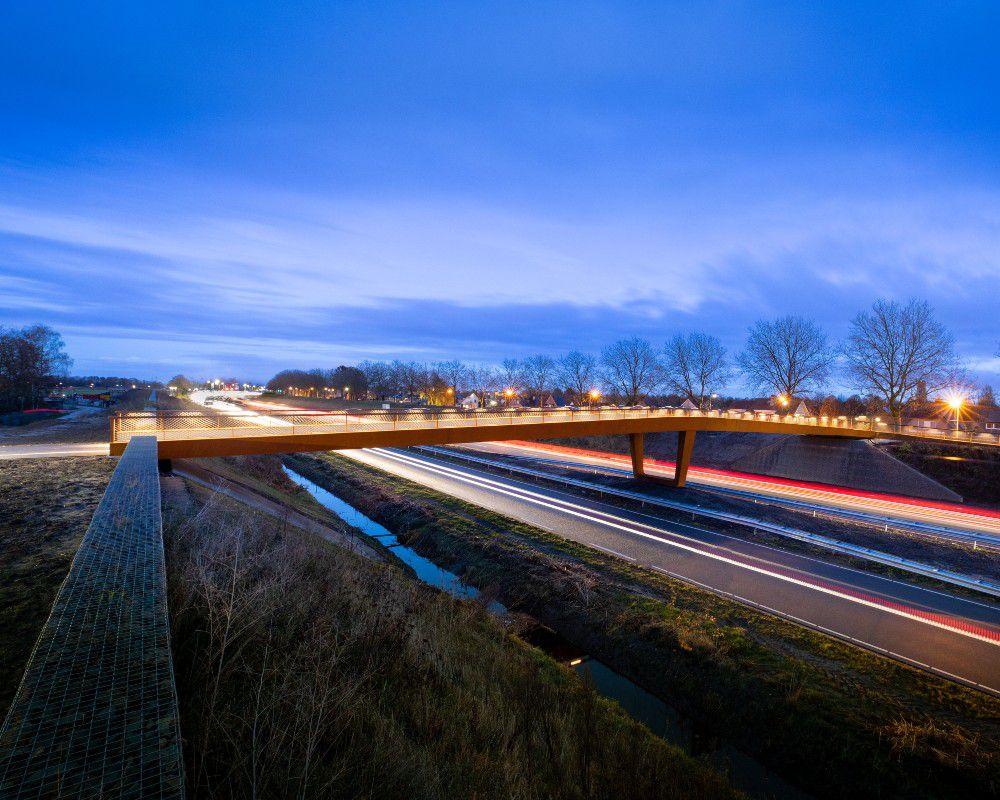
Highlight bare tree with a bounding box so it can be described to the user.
[844,298,959,424]
[397,361,428,398]
[558,351,597,397]
[434,360,468,395]
[359,360,394,400]
[500,358,526,393]
[662,333,731,409]
[0,324,72,411]
[600,337,661,404]
[521,355,556,402]
[737,315,832,400]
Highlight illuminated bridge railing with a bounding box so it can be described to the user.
[111,406,1000,447]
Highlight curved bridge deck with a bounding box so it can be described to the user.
[110,405,999,461]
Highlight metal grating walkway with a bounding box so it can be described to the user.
[0,436,184,799]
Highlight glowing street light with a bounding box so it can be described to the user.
[945,392,966,430]
[588,388,601,409]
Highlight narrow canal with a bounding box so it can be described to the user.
[284,464,810,800]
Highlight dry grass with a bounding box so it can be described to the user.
[0,456,117,718]
[164,484,740,800]
[286,451,1000,800]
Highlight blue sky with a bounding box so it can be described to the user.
[1,2,998,387]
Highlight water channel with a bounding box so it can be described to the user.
[283,464,810,800]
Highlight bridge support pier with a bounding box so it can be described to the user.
[628,432,645,477]
[674,429,696,488]
[628,430,696,488]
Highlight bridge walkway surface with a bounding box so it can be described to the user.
[0,436,184,799]
[110,406,1000,488]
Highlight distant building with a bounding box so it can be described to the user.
[979,408,1000,431]
[906,417,948,430]
[680,398,698,410]
[460,392,481,409]
[540,393,558,408]
[793,400,812,417]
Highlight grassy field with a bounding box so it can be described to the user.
[0,456,116,718]
[163,476,739,800]
[285,452,1000,800]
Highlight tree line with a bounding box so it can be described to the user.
[0,324,72,413]
[266,298,986,425]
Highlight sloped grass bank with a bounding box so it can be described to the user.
[285,452,1000,800]
[0,456,116,719]
[163,480,738,800]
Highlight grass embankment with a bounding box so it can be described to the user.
[285,452,1000,800]
[162,478,738,800]
[0,456,116,718]
[886,441,1000,508]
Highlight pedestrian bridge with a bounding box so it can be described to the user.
[111,406,1000,488]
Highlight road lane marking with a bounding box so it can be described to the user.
[592,544,635,561]
[363,448,1000,647]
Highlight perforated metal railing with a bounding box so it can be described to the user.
[111,405,1000,447]
[0,436,185,799]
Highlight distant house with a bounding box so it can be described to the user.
[680,398,698,410]
[906,417,948,430]
[540,393,558,408]
[979,408,1000,431]
[460,392,481,410]
[793,400,812,417]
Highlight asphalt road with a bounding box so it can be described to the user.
[463,440,1000,538]
[344,446,1000,692]
[0,442,109,459]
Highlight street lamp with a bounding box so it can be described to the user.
[946,394,965,430]
[589,389,600,409]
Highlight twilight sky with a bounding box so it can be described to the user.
[1,2,999,387]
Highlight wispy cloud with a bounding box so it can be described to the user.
[2,165,999,384]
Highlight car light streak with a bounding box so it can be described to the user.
[365,447,1000,647]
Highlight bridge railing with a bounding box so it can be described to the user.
[111,406,1000,447]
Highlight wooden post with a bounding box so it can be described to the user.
[629,432,644,477]
[674,429,696,488]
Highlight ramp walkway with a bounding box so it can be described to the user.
[0,436,184,799]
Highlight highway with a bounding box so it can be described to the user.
[459,441,1000,540]
[341,446,1000,693]
[0,442,109,459]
